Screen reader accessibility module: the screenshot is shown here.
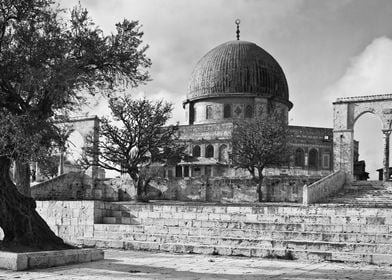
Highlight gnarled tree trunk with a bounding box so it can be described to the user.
[14,160,31,197]
[257,167,264,202]
[0,156,72,250]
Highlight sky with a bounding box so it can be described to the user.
[58,0,392,179]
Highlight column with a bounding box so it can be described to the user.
[304,151,309,167]
[383,130,391,181]
[200,144,206,158]
[214,143,219,159]
[58,151,64,176]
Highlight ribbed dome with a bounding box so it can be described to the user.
[188,40,290,104]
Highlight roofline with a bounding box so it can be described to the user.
[183,94,293,110]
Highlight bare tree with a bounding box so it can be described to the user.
[83,96,184,201]
[231,112,290,202]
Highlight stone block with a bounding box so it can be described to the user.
[27,254,50,269]
[193,246,214,255]
[231,248,251,257]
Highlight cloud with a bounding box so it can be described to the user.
[323,36,392,179]
[324,36,392,102]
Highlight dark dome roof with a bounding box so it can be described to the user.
[187,40,290,106]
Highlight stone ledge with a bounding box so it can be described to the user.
[0,248,104,271]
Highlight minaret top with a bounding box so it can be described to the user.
[235,19,240,40]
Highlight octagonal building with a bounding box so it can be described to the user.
[167,37,336,181]
[184,40,292,125]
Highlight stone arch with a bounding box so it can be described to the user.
[192,145,201,157]
[219,144,228,162]
[333,94,392,179]
[205,145,214,158]
[66,130,84,164]
[59,116,100,179]
[308,149,318,169]
[294,148,305,167]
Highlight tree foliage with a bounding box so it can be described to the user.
[0,0,151,249]
[0,0,151,162]
[231,112,290,201]
[83,96,184,200]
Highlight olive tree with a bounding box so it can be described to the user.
[0,0,150,250]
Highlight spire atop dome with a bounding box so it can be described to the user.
[235,19,240,40]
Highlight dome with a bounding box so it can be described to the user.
[187,40,291,108]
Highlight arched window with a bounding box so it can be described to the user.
[205,145,214,158]
[322,153,331,169]
[294,148,305,167]
[190,106,195,123]
[192,145,201,157]
[224,104,232,118]
[206,105,213,120]
[308,149,318,169]
[245,105,253,118]
[219,144,228,162]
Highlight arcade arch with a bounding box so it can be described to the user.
[353,112,383,179]
[333,94,392,180]
[52,116,100,179]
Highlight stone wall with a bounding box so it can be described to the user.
[303,170,347,205]
[145,176,321,203]
[35,200,110,244]
[31,172,85,200]
[30,171,322,204]
[0,201,107,243]
[31,173,133,201]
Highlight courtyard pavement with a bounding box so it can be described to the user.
[1,249,392,280]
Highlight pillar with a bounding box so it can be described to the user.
[383,130,391,181]
[214,143,219,159]
[333,129,354,178]
[200,144,206,158]
[304,152,309,167]
[58,151,64,176]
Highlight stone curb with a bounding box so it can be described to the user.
[0,248,104,271]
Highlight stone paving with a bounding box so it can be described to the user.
[1,249,392,280]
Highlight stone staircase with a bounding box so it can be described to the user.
[324,180,392,207]
[80,200,392,265]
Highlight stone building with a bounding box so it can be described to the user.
[165,38,336,180]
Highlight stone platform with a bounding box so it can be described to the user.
[78,196,392,265]
[11,181,392,267]
[1,249,392,280]
[0,248,103,271]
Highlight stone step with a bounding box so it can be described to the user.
[92,225,392,244]
[120,212,392,225]
[78,238,392,265]
[114,203,392,217]
[96,219,392,234]
[102,217,132,224]
[89,232,392,254]
[110,210,131,218]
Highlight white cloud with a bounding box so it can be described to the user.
[325,37,392,102]
[324,36,392,179]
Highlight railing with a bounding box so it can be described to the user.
[303,170,347,205]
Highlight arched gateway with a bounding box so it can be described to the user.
[333,94,392,180]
